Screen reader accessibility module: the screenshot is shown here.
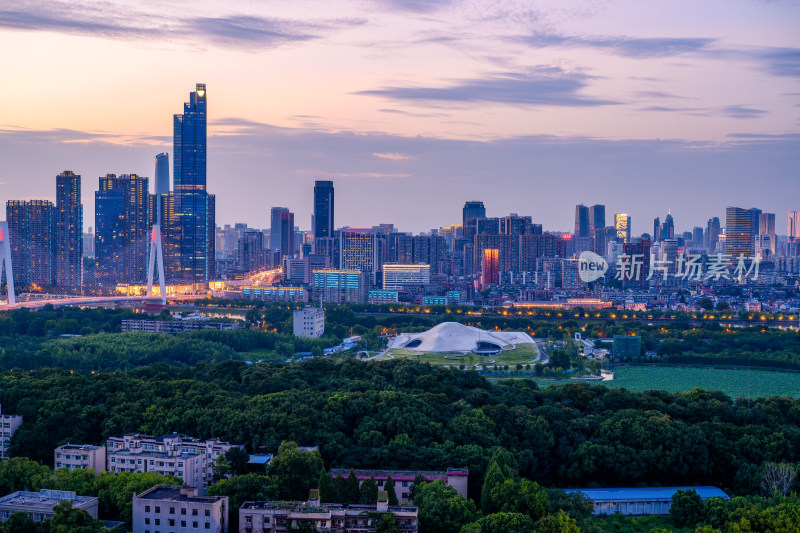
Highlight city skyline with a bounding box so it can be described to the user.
[0,0,798,234]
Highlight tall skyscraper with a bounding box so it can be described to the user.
[174,83,211,283]
[55,170,82,291]
[759,213,776,254]
[749,208,762,240]
[279,210,295,259]
[313,181,335,241]
[726,207,754,260]
[706,217,721,251]
[788,211,799,240]
[6,200,56,287]
[94,174,150,285]
[270,207,289,250]
[154,153,169,226]
[155,153,170,196]
[463,201,486,241]
[615,213,631,243]
[340,229,377,276]
[574,205,589,238]
[480,248,499,289]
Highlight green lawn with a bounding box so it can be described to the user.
[534,365,800,398]
[385,342,539,368]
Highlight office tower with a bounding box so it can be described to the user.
[155,153,170,196]
[726,207,754,260]
[6,200,56,287]
[789,211,800,240]
[463,201,485,241]
[588,204,605,254]
[83,227,95,258]
[154,153,169,225]
[313,180,335,241]
[94,174,150,285]
[174,83,210,283]
[312,269,369,303]
[388,233,414,263]
[749,208,762,240]
[658,212,674,241]
[55,170,82,291]
[706,217,721,251]
[383,264,431,291]
[274,210,295,258]
[615,214,631,243]
[692,227,704,247]
[270,207,289,250]
[759,213,776,254]
[574,205,590,238]
[340,229,376,275]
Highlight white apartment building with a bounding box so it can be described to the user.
[382,263,430,291]
[293,306,325,338]
[107,433,242,487]
[0,405,22,460]
[54,444,106,473]
[0,489,98,522]
[132,485,228,533]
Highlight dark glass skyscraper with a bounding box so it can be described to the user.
[574,205,589,238]
[174,83,211,283]
[55,170,82,291]
[313,180,335,240]
[270,207,289,251]
[462,201,485,241]
[6,200,56,287]
[154,153,169,226]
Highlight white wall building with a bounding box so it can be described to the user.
[0,405,22,460]
[107,433,241,487]
[293,306,325,338]
[132,485,228,533]
[54,444,106,474]
[382,264,430,291]
[0,489,98,522]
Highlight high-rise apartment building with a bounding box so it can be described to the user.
[55,171,82,291]
[94,174,150,285]
[174,83,211,283]
[313,180,335,241]
[480,248,500,289]
[615,214,631,243]
[339,229,377,276]
[6,200,56,287]
[726,207,754,260]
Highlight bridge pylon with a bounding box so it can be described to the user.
[0,221,15,306]
[146,225,166,305]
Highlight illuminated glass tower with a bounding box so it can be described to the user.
[174,83,210,283]
[55,170,83,291]
[726,207,753,260]
[313,180,335,240]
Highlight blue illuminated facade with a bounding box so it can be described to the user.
[174,83,212,283]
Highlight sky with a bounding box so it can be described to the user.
[0,0,798,235]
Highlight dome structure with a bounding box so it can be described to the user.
[389,321,534,356]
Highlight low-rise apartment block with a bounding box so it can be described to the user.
[0,489,98,522]
[0,405,22,460]
[293,306,325,338]
[132,485,229,533]
[107,433,242,487]
[239,490,417,533]
[54,444,106,473]
[328,468,468,504]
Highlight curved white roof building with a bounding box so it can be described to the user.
[389,321,534,355]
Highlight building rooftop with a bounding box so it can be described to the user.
[136,486,226,504]
[564,486,729,502]
[56,443,104,451]
[0,490,95,509]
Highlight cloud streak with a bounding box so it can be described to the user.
[0,2,362,48]
[520,33,716,58]
[358,68,618,107]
